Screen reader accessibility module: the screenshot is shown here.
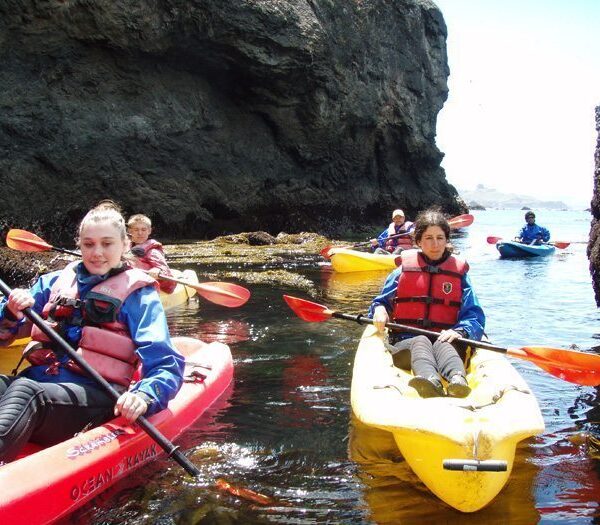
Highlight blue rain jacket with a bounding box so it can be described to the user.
[0,263,185,415]
[517,223,550,244]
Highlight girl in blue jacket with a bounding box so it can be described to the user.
[0,202,184,462]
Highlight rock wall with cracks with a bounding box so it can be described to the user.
[0,0,465,246]
[589,105,600,305]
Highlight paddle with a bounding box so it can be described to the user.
[6,229,250,308]
[6,229,81,256]
[155,274,250,308]
[0,278,202,477]
[320,213,475,258]
[282,295,600,387]
[486,236,570,249]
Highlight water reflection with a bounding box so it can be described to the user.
[533,434,600,522]
[319,268,388,310]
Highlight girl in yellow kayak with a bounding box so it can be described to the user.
[0,202,184,462]
[369,209,485,398]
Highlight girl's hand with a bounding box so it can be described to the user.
[114,391,149,423]
[437,329,461,343]
[372,305,389,333]
[6,289,35,320]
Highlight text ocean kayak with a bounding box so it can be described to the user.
[0,336,233,525]
[350,326,544,512]
[496,241,555,258]
[329,248,397,273]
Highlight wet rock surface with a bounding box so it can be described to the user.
[0,231,330,293]
[1,0,464,245]
[0,248,72,289]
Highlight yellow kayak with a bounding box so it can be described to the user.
[6,269,199,349]
[158,269,199,311]
[329,248,397,273]
[350,326,544,512]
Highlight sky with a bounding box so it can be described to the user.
[433,0,600,207]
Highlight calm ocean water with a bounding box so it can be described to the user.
[5,209,599,524]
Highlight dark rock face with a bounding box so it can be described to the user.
[0,0,464,246]
[589,106,600,306]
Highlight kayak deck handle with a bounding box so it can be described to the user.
[443,459,508,472]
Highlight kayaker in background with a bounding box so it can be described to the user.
[369,208,485,398]
[370,209,415,254]
[0,202,185,462]
[514,211,550,245]
[127,213,177,294]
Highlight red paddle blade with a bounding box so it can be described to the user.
[320,245,334,258]
[509,346,600,386]
[448,214,474,229]
[6,229,53,252]
[194,282,250,308]
[553,241,570,249]
[283,295,332,322]
[487,236,502,244]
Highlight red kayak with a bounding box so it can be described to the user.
[0,336,233,525]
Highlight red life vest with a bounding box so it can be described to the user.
[25,261,157,386]
[130,239,164,271]
[385,221,414,251]
[392,250,468,331]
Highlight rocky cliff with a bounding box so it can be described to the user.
[589,105,600,305]
[0,0,464,245]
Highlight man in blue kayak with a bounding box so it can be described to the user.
[515,211,550,245]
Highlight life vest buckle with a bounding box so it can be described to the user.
[54,296,83,309]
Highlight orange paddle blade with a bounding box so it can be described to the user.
[487,236,502,244]
[283,295,332,322]
[508,346,600,386]
[448,214,474,229]
[6,229,53,252]
[7,228,81,256]
[193,281,250,308]
[215,478,279,506]
[552,241,570,249]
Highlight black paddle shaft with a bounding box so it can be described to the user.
[352,231,411,249]
[52,246,81,257]
[0,278,201,477]
[331,311,509,354]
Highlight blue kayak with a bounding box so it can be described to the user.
[496,241,556,258]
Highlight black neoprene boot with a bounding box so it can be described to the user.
[447,373,471,398]
[408,375,445,398]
